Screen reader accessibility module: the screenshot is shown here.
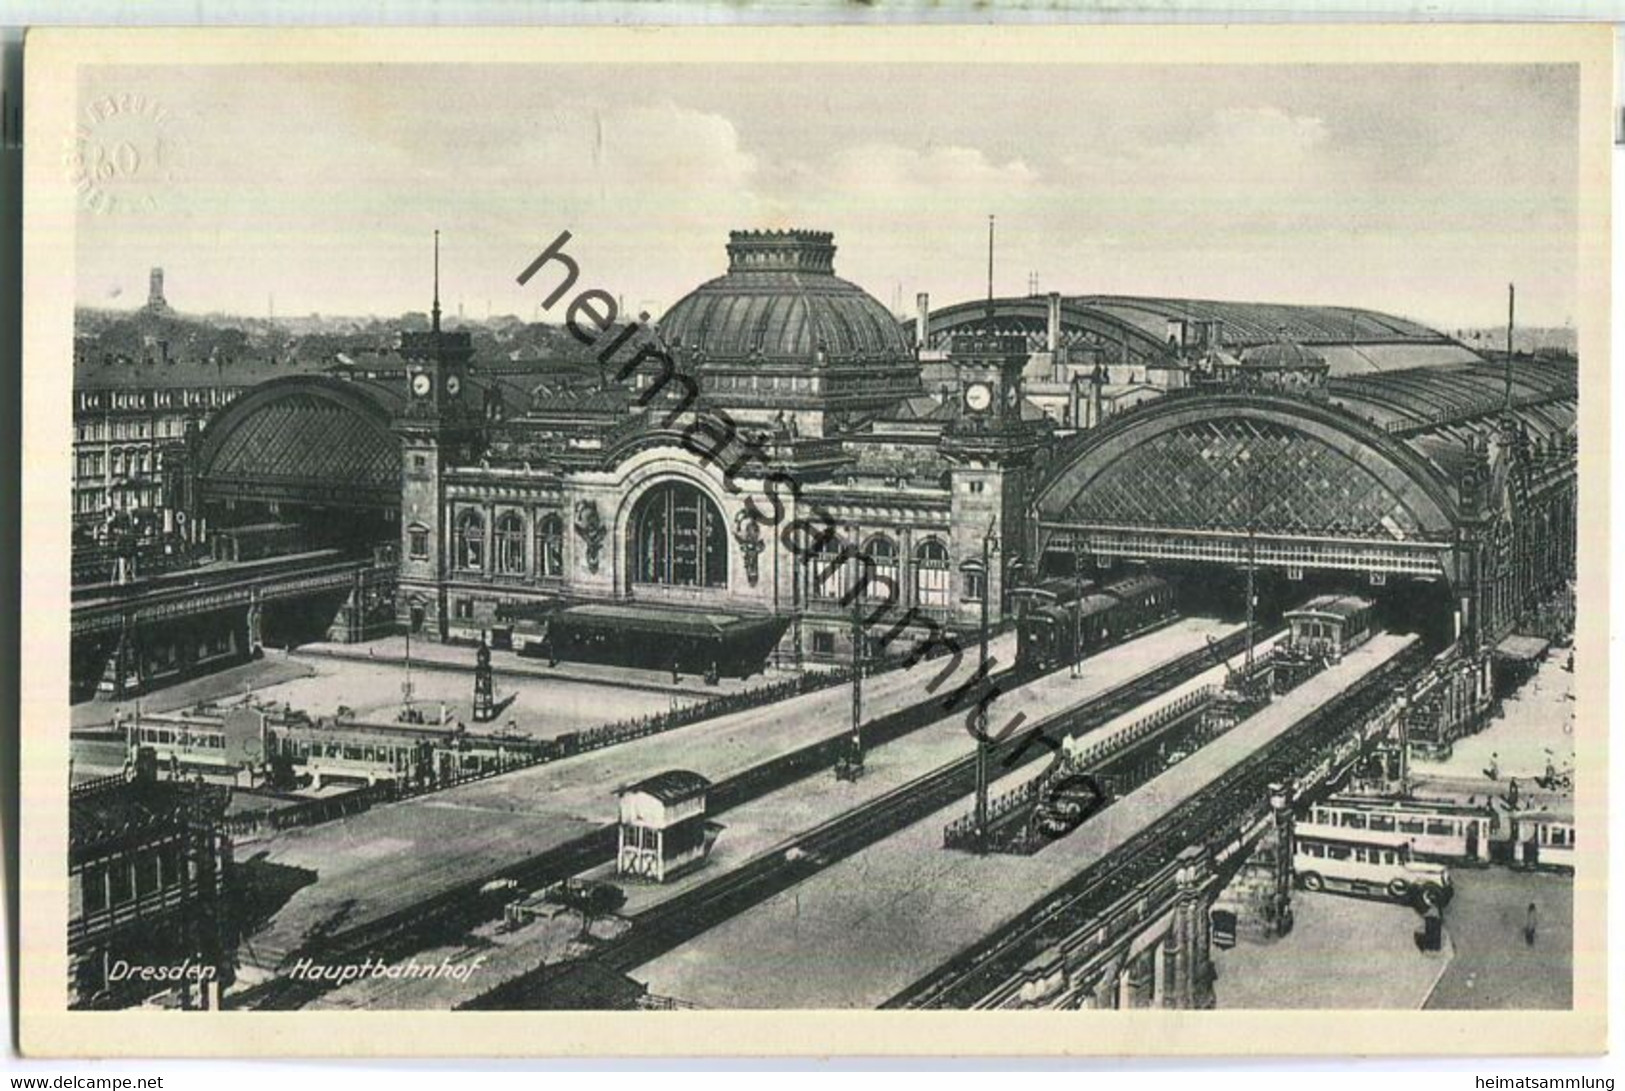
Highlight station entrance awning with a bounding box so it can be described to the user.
[1494,634,1551,662]
[547,604,789,678]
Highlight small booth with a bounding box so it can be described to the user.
[617,770,718,883]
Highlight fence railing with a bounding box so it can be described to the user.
[220,652,949,840]
[943,685,1216,849]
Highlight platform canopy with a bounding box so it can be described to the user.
[915,293,1483,376]
[194,374,404,512]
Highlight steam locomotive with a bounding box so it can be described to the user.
[1015,572,1177,673]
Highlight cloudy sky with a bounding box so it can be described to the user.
[76,62,1579,329]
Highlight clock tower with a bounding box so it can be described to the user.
[396,231,479,640]
[940,333,1045,627]
[948,333,1028,434]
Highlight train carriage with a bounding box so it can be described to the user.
[1015,573,1177,673]
[1282,594,1376,661]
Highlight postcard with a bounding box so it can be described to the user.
[18,23,1610,1056]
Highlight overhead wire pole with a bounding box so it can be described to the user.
[974,516,997,853]
[848,522,865,776]
[1505,282,1515,412]
[1071,535,1084,678]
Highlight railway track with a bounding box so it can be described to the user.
[460,626,1258,1010]
[232,649,1029,1010]
[884,636,1427,1010]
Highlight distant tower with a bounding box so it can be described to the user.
[146,267,169,313]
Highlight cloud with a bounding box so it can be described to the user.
[1069,106,1330,190]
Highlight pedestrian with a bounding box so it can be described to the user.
[671,658,681,684]
[1525,902,1538,946]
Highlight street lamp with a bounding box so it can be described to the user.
[840,523,866,781]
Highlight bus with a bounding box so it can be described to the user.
[1293,830,1452,908]
[1304,795,1494,863]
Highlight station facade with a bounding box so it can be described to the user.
[173,227,1578,678]
[391,230,1046,673]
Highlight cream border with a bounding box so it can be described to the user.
[18,23,1611,1058]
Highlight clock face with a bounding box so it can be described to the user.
[411,373,431,397]
[445,375,462,397]
[964,382,994,413]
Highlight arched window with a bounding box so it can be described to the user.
[862,534,900,605]
[914,539,950,608]
[406,523,430,561]
[455,509,485,572]
[632,481,728,588]
[496,511,526,575]
[962,561,986,603]
[810,535,850,602]
[536,514,564,578]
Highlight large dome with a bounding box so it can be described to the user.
[656,230,913,364]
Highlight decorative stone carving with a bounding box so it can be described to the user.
[573,499,605,573]
[734,509,764,586]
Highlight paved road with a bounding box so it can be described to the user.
[1213,889,1447,1009]
[1425,866,1573,1010]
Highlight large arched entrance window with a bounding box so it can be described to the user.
[496,511,527,575]
[632,481,729,588]
[536,513,564,578]
[455,509,485,572]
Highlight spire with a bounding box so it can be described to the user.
[985,214,996,321]
[432,229,442,334]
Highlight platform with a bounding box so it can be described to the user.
[236,628,1019,968]
[297,619,1244,1009]
[632,631,1418,1009]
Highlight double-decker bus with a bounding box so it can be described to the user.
[1304,795,1494,863]
[1293,829,1452,908]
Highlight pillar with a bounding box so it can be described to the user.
[1171,844,1215,1010]
[1167,902,1191,1009]
[246,592,264,656]
[1046,291,1061,353]
[1268,782,1295,934]
[916,292,931,350]
[1091,972,1116,1010]
[1152,937,1169,1007]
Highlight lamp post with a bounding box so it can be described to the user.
[974,516,1000,853]
[1071,535,1085,678]
[847,523,865,777]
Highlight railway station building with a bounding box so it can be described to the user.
[151,228,1576,685]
